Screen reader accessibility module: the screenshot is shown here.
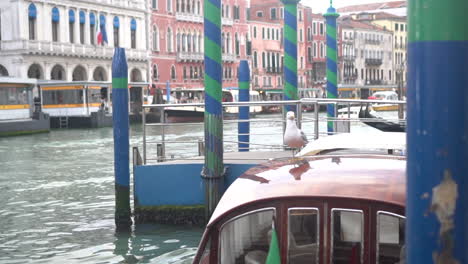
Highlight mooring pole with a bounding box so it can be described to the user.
[282,0,300,113]
[112,48,132,230]
[202,0,224,219]
[324,1,339,134]
[238,60,250,152]
[407,0,468,263]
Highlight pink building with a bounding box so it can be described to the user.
[309,13,326,94]
[248,0,316,99]
[150,0,249,95]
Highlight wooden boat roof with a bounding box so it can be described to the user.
[208,155,406,225]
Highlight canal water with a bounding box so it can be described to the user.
[0,112,390,263]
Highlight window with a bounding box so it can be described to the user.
[166,27,173,52]
[69,10,75,43]
[389,70,392,81]
[51,7,60,42]
[331,209,363,264]
[377,212,405,264]
[313,22,316,35]
[253,52,258,68]
[319,23,323,35]
[79,11,85,44]
[153,64,158,80]
[262,27,265,39]
[167,0,172,12]
[320,43,324,57]
[89,13,95,45]
[257,11,263,18]
[267,28,270,40]
[246,8,250,20]
[253,27,257,38]
[183,66,187,79]
[271,8,277,20]
[28,4,37,40]
[400,24,404,31]
[130,18,136,49]
[153,26,159,51]
[171,65,176,79]
[233,6,240,20]
[299,29,303,42]
[308,47,312,62]
[225,5,230,18]
[235,33,239,55]
[113,16,120,47]
[313,42,317,57]
[299,10,302,21]
[276,29,279,41]
[301,57,304,69]
[395,23,398,31]
[307,27,311,41]
[152,0,157,9]
[262,52,265,68]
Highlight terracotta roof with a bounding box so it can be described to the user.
[338,1,406,13]
[208,155,406,225]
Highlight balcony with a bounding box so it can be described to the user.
[342,55,356,61]
[222,17,234,26]
[222,53,235,62]
[0,40,147,61]
[365,58,383,66]
[265,67,282,74]
[177,51,204,62]
[365,39,381,45]
[175,12,203,23]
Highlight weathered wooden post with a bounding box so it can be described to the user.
[324,0,339,134]
[112,48,132,230]
[202,0,224,219]
[407,0,468,262]
[238,60,250,152]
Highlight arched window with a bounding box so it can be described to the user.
[131,68,143,82]
[28,4,37,40]
[113,16,120,47]
[262,52,265,68]
[28,64,43,79]
[153,26,159,51]
[187,32,191,52]
[79,11,85,44]
[89,13,96,44]
[226,33,230,54]
[192,34,197,53]
[72,65,87,81]
[69,10,75,43]
[182,33,186,52]
[176,32,181,52]
[221,33,225,53]
[171,65,176,79]
[153,65,159,80]
[183,66,187,79]
[0,65,9,77]
[51,7,60,42]
[93,66,107,81]
[130,18,136,49]
[197,1,201,15]
[313,42,317,57]
[189,66,193,79]
[199,66,203,79]
[320,42,324,57]
[98,14,108,45]
[167,28,173,52]
[51,64,65,80]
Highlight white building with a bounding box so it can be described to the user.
[339,17,394,87]
[0,0,148,83]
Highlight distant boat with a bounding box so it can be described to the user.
[359,104,406,132]
[369,91,399,111]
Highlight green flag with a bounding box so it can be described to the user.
[266,225,281,264]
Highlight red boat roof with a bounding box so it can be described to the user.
[208,155,406,225]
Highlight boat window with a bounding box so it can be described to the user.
[377,211,405,264]
[219,208,275,264]
[197,237,211,264]
[331,209,363,264]
[0,86,29,105]
[288,208,319,264]
[87,88,102,104]
[42,89,84,105]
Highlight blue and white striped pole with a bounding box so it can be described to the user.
[238,60,250,152]
[407,0,468,262]
[112,48,132,230]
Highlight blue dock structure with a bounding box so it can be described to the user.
[112,48,132,230]
[324,1,339,134]
[407,0,468,262]
[238,60,250,152]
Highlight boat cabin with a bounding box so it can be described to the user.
[193,155,406,264]
[0,77,37,120]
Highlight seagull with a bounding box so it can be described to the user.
[284,111,308,159]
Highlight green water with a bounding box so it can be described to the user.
[0,112,391,263]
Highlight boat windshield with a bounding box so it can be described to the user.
[219,208,275,264]
[288,208,319,264]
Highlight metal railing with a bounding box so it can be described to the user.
[140,98,406,164]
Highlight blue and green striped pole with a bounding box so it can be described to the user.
[281,0,300,113]
[202,0,224,218]
[324,2,339,134]
[112,48,132,230]
[238,60,250,152]
[407,0,468,263]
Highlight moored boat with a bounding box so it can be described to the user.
[369,91,400,111]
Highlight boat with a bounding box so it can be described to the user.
[369,91,399,111]
[193,133,406,264]
[0,77,50,136]
[337,105,376,120]
[359,105,406,132]
[164,88,262,123]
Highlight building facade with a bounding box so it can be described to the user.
[338,17,394,90]
[149,0,249,93]
[0,0,148,83]
[309,12,326,93]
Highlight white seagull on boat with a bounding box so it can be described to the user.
[284,111,308,157]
